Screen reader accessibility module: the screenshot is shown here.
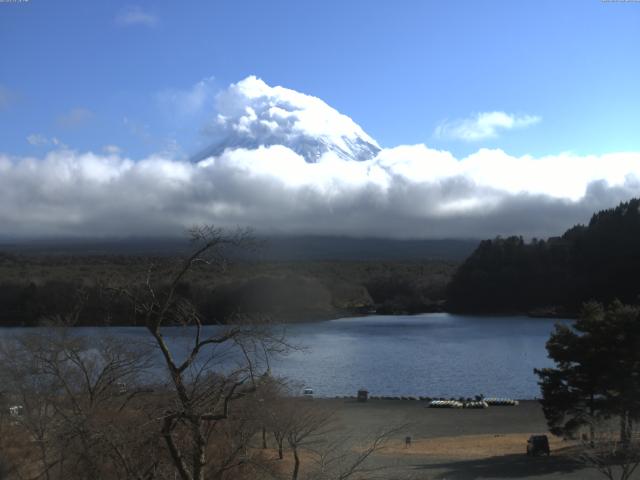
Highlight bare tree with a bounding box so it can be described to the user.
[113,226,287,480]
[0,329,158,480]
[0,335,61,480]
[576,419,640,480]
[242,372,288,455]
[263,396,402,480]
[306,425,404,480]
[283,401,334,480]
[255,376,294,460]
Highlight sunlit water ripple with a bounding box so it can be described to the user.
[0,313,570,399]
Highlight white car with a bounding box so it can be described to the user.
[303,388,314,398]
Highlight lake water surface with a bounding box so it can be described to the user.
[274,313,568,399]
[0,314,569,399]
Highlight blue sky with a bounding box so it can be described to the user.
[2,0,639,160]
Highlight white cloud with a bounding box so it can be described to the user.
[26,133,49,146]
[26,134,68,149]
[51,138,67,149]
[157,77,216,117]
[0,145,639,239]
[115,5,158,27]
[103,145,122,155]
[56,107,94,129]
[434,111,541,141]
[3,77,639,239]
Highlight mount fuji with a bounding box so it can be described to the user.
[193,76,381,163]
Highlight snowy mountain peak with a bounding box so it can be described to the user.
[195,76,381,163]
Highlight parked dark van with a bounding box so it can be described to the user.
[526,435,550,456]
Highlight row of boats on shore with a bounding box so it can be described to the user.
[325,393,520,407]
[428,398,519,408]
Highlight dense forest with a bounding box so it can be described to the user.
[0,235,470,326]
[0,255,455,326]
[447,198,640,315]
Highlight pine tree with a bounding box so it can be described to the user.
[535,301,640,443]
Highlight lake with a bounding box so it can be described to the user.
[0,313,569,399]
[274,313,568,399]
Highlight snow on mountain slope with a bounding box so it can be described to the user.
[194,76,381,163]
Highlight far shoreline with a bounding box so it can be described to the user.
[0,308,577,328]
[0,310,576,328]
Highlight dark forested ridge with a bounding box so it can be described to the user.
[0,236,473,326]
[447,198,640,315]
[0,235,478,262]
[0,255,456,326]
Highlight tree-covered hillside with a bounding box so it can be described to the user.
[0,255,455,326]
[447,198,640,315]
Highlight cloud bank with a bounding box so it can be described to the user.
[1,145,639,239]
[2,76,639,239]
[434,111,541,141]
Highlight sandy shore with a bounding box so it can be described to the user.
[301,399,629,480]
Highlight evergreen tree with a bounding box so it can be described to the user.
[535,301,640,443]
[448,198,640,314]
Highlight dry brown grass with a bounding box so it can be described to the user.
[380,433,574,460]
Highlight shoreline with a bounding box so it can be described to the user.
[320,395,539,402]
[0,308,576,328]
